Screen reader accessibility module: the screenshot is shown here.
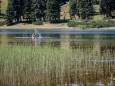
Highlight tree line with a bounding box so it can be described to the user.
[6,0,115,25]
[6,0,69,25]
[69,0,115,20]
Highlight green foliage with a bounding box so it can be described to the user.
[46,0,60,22]
[0,21,5,26]
[6,0,61,23]
[23,0,32,21]
[5,0,24,23]
[32,21,43,25]
[69,0,94,20]
[67,19,115,28]
[5,0,15,25]
[69,0,77,19]
[32,0,46,21]
[100,0,115,17]
[67,20,76,27]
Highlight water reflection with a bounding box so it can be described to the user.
[58,83,82,86]
[60,34,70,49]
[0,34,9,44]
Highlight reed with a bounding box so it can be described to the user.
[0,45,114,86]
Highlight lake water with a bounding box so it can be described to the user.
[1,29,115,48]
[0,29,115,86]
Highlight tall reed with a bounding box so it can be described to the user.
[0,45,114,86]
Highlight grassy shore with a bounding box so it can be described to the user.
[0,23,69,29]
[0,24,115,30]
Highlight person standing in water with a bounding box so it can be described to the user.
[31,33,36,45]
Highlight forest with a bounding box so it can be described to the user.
[3,0,115,27]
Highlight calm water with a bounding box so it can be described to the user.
[0,29,115,86]
[1,29,115,48]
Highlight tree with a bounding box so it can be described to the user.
[46,0,60,22]
[76,0,94,20]
[5,0,15,25]
[14,0,24,22]
[6,0,24,23]
[59,0,69,5]
[100,0,115,17]
[32,0,46,21]
[69,0,77,20]
[69,0,93,20]
[23,0,32,22]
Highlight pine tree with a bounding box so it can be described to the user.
[23,0,32,22]
[100,0,115,17]
[5,0,15,25]
[14,0,24,22]
[59,0,69,5]
[69,0,93,20]
[32,0,46,21]
[6,0,24,23]
[46,0,60,22]
[69,0,77,20]
[76,0,93,20]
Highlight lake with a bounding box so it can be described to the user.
[0,29,115,86]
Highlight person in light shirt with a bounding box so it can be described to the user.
[31,33,36,45]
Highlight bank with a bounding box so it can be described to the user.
[0,22,115,30]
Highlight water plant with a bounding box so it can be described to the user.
[0,45,114,86]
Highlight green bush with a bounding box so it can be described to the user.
[33,21,43,25]
[67,19,115,29]
[67,21,77,27]
[0,21,5,26]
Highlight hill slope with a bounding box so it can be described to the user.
[0,0,8,14]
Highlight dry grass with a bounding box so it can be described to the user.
[60,3,70,20]
[1,0,8,14]
[0,23,68,29]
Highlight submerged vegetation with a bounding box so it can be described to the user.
[0,45,115,85]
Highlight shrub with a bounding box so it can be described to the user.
[67,21,77,27]
[67,19,115,29]
[48,20,69,23]
[0,21,5,26]
[33,21,43,25]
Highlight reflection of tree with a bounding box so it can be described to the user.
[60,34,70,49]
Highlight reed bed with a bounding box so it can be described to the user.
[0,45,115,86]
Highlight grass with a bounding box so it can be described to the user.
[0,0,8,14]
[0,45,114,85]
[0,22,68,29]
[67,19,115,29]
[0,18,5,22]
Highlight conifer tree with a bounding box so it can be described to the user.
[6,0,24,23]
[14,0,24,22]
[76,0,93,20]
[69,0,93,20]
[69,0,77,20]
[46,0,60,22]
[6,0,15,25]
[100,0,115,17]
[32,0,46,21]
[23,0,32,21]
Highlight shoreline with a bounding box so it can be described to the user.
[0,23,115,30]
